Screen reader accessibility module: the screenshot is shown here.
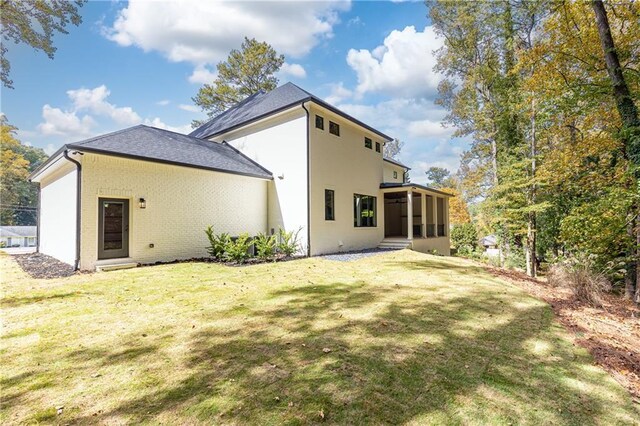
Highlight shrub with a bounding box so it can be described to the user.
[205,226,231,260]
[547,255,614,307]
[451,223,477,255]
[224,233,253,263]
[278,227,301,257]
[254,232,276,260]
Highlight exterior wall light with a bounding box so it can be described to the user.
[139,197,146,209]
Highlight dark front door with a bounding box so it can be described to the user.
[98,198,129,259]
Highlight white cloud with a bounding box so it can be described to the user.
[156,99,170,106]
[346,26,443,98]
[407,119,453,139]
[188,65,217,84]
[144,117,192,135]
[37,105,95,137]
[105,0,350,81]
[324,82,353,105]
[67,85,141,125]
[178,104,200,113]
[279,62,307,79]
[37,85,194,140]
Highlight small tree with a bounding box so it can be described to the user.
[192,37,284,125]
[451,223,478,255]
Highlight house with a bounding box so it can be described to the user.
[480,235,500,257]
[0,226,37,248]
[29,83,451,270]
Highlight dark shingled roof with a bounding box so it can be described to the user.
[31,125,272,180]
[190,82,393,141]
[383,157,411,170]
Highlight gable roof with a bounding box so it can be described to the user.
[30,125,273,181]
[189,82,393,141]
[0,226,37,238]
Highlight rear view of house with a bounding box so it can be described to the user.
[30,83,451,270]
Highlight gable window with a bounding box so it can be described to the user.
[315,115,324,130]
[354,194,377,227]
[393,171,398,179]
[364,137,372,149]
[325,189,335,221]
[375,142,381,152]
[329,121,340,136]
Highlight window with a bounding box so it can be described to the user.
[315,115,324,130]
[364,137,372,149]
[393,171,398,179]
[325,189,335,220]
[329,121,340,136]
[354,194,377,227]
[375,142,381,152]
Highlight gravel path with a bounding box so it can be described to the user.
[13,253,77,279]
[318,248,400,262]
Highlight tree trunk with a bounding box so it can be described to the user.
[526,98,537,278]
[636,212,640,303]
[592,0,640,301]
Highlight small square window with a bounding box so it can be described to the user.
[329,121,340,136]
[325,189,335,221]
[393,171,398,179]
[364,137,372,149]
[375,142,381,153]
[315,115,324,130]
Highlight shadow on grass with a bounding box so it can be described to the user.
[63,278,638,424]
[1,292,83,308]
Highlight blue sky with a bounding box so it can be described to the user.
[1,0,467,184]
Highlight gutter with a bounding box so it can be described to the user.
[63,150,83,271]
[301,103,311,257]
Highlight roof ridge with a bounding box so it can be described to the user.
[189,91,264,136]
[71,124,147,147]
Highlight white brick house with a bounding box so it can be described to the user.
[30,83,451,270]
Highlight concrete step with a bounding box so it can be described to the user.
[96,261,137,272]
[378,239,412,249]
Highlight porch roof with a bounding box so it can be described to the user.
[379,182,453,197]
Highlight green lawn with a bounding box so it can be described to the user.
[1,250,638,425]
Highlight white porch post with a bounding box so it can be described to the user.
[407,190,413,240]
[433,196,439,237]
[421,192,427,238]
[445,197,450,236]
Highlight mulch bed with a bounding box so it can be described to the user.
[13,253,77,279]
[485,266,640,402]
[139,254,304,268]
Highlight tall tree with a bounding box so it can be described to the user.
[591,0,640,302]
[425,167,451,188]
[0,117,48,225]
[0,0,86,88]
[192,37,284,126]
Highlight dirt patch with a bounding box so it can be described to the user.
[13,253,77,279]
[485,265,640,401]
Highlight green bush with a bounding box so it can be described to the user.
[224,233,252,263]
[205,226,231,260]
[278,227,301,257]
[451,223,477,255]
[254,232,276,260]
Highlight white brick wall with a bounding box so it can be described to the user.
[79,153,268,270]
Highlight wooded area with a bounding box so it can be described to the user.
[430,0,639,302]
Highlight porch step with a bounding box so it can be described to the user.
[378,238,412,250]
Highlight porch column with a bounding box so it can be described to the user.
[433,196,439,237]
[421,192,427,238]
[407,190,413,240]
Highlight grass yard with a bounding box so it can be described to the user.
[1,250,639,425]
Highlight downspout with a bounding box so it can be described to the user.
[301,103,311,257]
[63,150,82,270]
[36,184,41,253]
